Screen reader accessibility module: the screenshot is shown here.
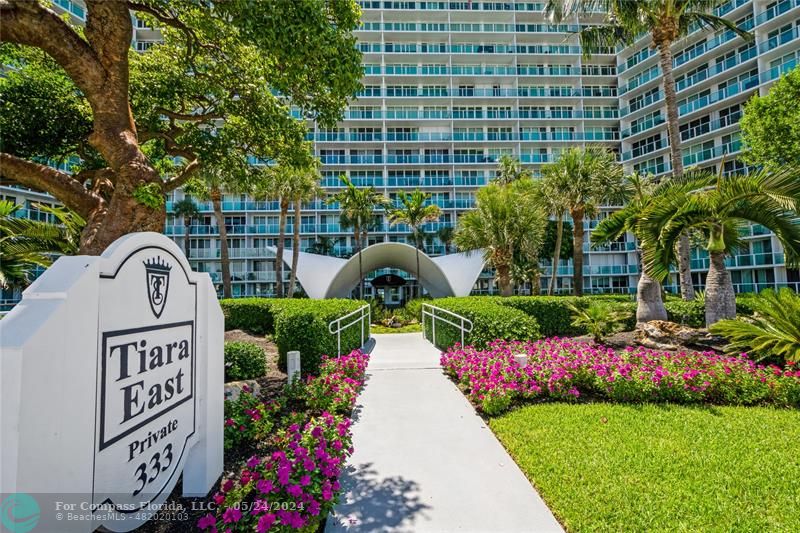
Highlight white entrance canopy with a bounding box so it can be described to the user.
[272,242,484,299]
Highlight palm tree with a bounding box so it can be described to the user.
[454,178,547,296]
[308,235,335,256]
[540,146,624,296]
[328,175,389,298]
[539,168,570,295]
[639,167,800,326]
[0,200,83,289]
[387,189,442,298]
[288,166,323,297]
[255,164,315,298]
[437,225,455,254]
[186,167,246,299]
[592,173,668,323]
[172,197,199,259]
[547,0,752,301]
[492,154,532,185]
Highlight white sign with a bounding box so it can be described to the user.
[1,232,223,532]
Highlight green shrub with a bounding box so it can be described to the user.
[224,341,267,381]
[424,297,541,350]
[220,298,277,334]
[273,299,367,375]
[710,288,800,365]
[664,299,706,327]
[499,296,585,337]
[567,302,633,343]
[484,296,636,337]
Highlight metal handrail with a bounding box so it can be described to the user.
[328,304,371,357]
[421,303,474,348]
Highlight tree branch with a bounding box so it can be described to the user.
[0,153,101,218]
[154,107,222,121]
[164,159,201,192]
[84,0,132,73]
[0,0,106,94]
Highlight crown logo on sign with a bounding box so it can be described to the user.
[143,256,172,273]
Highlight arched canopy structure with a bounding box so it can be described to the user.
[272,242,484,299]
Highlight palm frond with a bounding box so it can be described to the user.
[710,289,800,363]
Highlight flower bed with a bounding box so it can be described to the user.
[441,338,800,415]
[199,348,369,532]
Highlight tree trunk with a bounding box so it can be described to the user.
[288,197,302,297]
[183,215,191,259]
[677,234,695,300]
[496,264,513,297]
[530,270,541,295]
[636,272,668,323]
[210,187,231,299]
[571,207,585,296]
[0,2,168,255]
[354,225,363,299]
[705,251,736,326]
[549,215,563,295]
[415,232,422,298]
[276,198,288,298]
[657,38,695,301]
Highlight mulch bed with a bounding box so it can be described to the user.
[139,330,286,532]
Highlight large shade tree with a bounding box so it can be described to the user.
[540,146,624,296]
[547,0,752,301]
[741,65,800,170]
[0,0,362,254]
[640,167,800,326]
[454,178,547,296]
[387,189,442,298]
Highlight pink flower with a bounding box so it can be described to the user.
[197,513,216,530]
[256,479,274,494]
[257,513,276,532]
[222,507,242,524]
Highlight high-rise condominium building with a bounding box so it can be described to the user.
[2,0,799,307]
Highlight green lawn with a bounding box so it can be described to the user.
[490,403,800,532]
[370,323,422,334]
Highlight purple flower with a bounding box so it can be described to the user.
[222,507,242,524]
[256,479,274,494]
[257,513,276,532]
[197,513,216,530]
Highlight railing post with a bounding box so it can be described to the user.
[361,307,365,347]
[460,316,465,347]
[432,308,436,347]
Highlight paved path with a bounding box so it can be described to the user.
[326,333,563,533]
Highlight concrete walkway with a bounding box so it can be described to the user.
[326,333,563,533]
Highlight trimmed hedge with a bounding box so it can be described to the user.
[665,296,756,328]
[274,299,367,375]
[224,341,267,381]
[496,296,636,337]
[424,297,541,350]
[220,298,277,335]
[219,298,367,375]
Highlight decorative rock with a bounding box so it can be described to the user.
[635,320,718,351]
[224,380,261,402]
[513,354,528,368]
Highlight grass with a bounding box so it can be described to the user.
[490,403,800,532]
[370,323,422,334]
